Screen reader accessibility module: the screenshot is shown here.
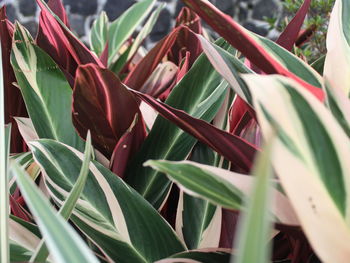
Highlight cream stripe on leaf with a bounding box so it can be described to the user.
[30,139,185,263]
[243,74,350,263]
[11,22,84,151]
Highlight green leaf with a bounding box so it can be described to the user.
[108,0,156,65]
[110,3,164,74]
[90,11,109,57]
[146,160,244,210]
[11,22,84,151]
[29,139,185,262]
[30,133,93,263]
[145,160,297,225]
[177,143,221,249]
[0,39,10,263]
[233,137,274,263]
[251,33,323,88]
[125,38,230,209]
[10,162,99,263]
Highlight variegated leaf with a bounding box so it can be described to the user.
[11,22,84,151]
[29,139,186,263]
[243,74,350,263]
[324,0,350,95]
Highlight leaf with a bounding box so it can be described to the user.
[132,90,257,174]
[36,0,103,78]
[107,0,156,65]
[145,160,297,226]
[243,74,350,263]
[233,136,274,263]
[15,117,38,144]
[9,217,40,257]
[110,3,165,74]
[10,162,99,263]
[11,22,85,151]
[0,40,10,262]
[324,0,350,96]
[325,81,350,137]
[0,7,27,153]
[125,39,233,208]
[124,26,186,91]
[73,64,145,158]
[90,11,109,57]
[276,0,311,51]
[110,114,146,178]
[183,0,324,100]
[169,7,203,67]
[30,133,92,263]
[176,143,221,250]
[29,139,186,262]
[196,34,323,105]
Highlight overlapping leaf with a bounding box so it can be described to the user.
[11,162,99,263]
[107,0,156,66]
[125,39,256,209]
[36,0,103,79]
[30,139,185,262]
[183,0,324,100]
[145,160,298,226]
[0,7,27,153]
[243,74,350,263]
[72,64,145,158]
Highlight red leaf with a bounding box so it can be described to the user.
[47,0,70,27]
[110,114,146,178]
[124,26,184,91]
[276,0,312,51]
[132,90,258,173]
[36,0,103,78]
[0,7,28,153]
[183,0,324,101]
[169,7,203,67]
[73,64,144,158]
[10,195,31,221]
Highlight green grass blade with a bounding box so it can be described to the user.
[30,132,92,262]
[233,137,274,263]
[11,162,99,263]
[0,41,10,263]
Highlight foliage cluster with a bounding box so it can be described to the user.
[0,0,349,263]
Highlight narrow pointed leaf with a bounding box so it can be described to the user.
[125,40,235,208]
[110,3,165,74]
[276,0,312,51]
[11,162,99,263]
[90,11,109,57]
[183,0,324,100]
[145,160,297,225]
[108,0,156,65]
[30,133,92,263]
[36,0,103,76]
[233,137,274,263]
